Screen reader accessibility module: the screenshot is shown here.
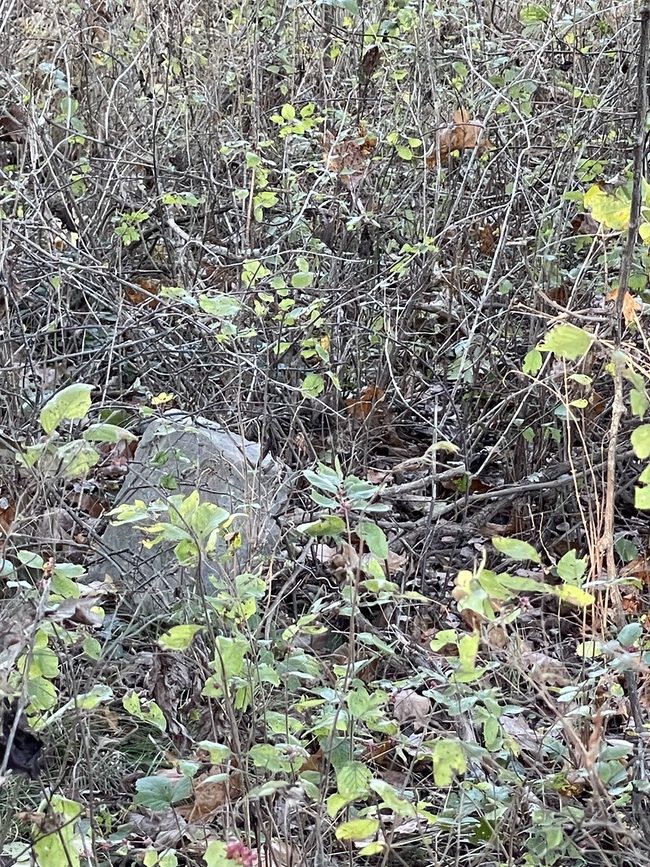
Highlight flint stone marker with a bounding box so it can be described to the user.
[90,412,287,611]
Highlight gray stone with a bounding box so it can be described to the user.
[89,412,288,612]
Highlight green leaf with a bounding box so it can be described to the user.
[199,294,241,318]
[523,349,543,375]
[213,635,250,681]
[82,636,102,660]
[575,640,602,658]
[555,584,594,607]
[280,103,295,121]
[584,183,630,230]
[301,373,325,398]
[336,761,372,799]
[82,423,137,443]
[291,271,314,289]
[32,796,81,867]
[631,388,649,418]
[158,624,203,651]
[76,684,113,709]
[617,622,642,647]
[520,3,550,23]
[431,738,466,786]
[358,842,386,856]
[324,0,360,12]
[298,516,346,538]
[370,779,417,816]
[492,536,541,563]
[56,440,100,478]
[204,841,231,867]
[196,741,231,763]
[357,521,389,560]
[40,384,94,434]
[122,692,167,731]
[27,676,57,711]
[135,774,191,810]
[635,484,650,509]
[335,818,379,841]
[631,425,650,459]
[556,550,587,584]
[457,632,480,672]
[539,324,593,360]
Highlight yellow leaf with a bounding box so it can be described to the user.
[556,584,594,607]
[335,818,379,841]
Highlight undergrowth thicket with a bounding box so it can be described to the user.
[2,0,650,865]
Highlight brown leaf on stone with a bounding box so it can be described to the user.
[426,108,489,168]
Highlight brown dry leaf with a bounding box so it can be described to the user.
[392,689,431,731]
[346,384,386,420]
[299,749,323,773]
[620,556,650,584]
[501,715,543,756]
[130,807,188,848]
[126,277,161,308]
[323,127,377,190]
[0,105,27,143]
[361,739,397,766]
[571,212,600,236]
[385,549,407,575]
[477,223,497,254]
[426,108,489,168]
[520,648,569,687]
[178,767,243,822]
[361,45,381,79]
[607,286,641,325]
[251,840,304,867]
[0,497,15,535]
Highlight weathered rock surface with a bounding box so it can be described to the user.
[89,412,288,612]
